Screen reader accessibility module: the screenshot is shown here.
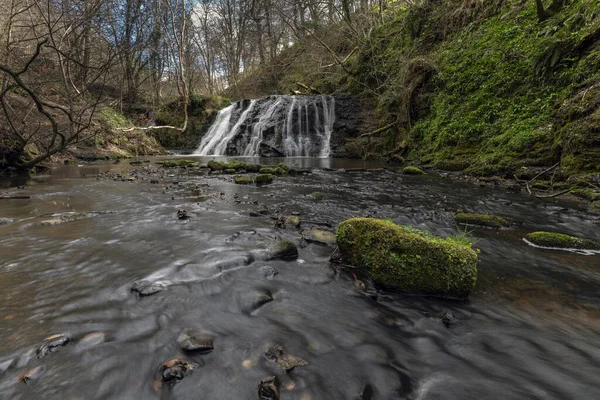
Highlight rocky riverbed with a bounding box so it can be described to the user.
[1,156,600,399]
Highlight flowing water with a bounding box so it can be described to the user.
[1,157,600,399]
[194,96,335,158]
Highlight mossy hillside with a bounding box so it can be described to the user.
[455,213,510,229]
[351,1,600,177]
[336,218,478,298]
[525,231,600,250]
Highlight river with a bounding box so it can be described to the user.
[1,157,599,399]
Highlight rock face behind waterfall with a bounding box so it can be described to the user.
[194,95,337,157]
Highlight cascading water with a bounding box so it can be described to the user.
[193,95,335,157]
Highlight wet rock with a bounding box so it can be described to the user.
[37,334,71,358]
[17,366,45,383]
[359,383,375,400]
[0,218,13,225]
[76,332,106,351]
[291,211,301,216]
[265,240,298,261]
[258,376,280,400]
[442,311,457,328]
[336,218,478,299]
[150,179,159,184]
[177,209,190,220]
[131,280,164,296]
[240,289,274,313]
[524,231,600,251]
[255,174,274,184]
[249,211,261,217]
[274,215,286,228]
[177,328,214,352]
[158,359,198,383]
[286,216,301,228]
[301,229,336,246]
[37,219,62,226]
[264,344,308,372]
[235,176,253,184]
[455,213,510,228]
[261,266,279,280]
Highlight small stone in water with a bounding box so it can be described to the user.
[261,266,279,280]
[258,376,279,400]
[131,280,164,297]
[177,209,189,220]
[17,366,45,383]
[177,328,214,352]
[37,334,71,358]
[158,359,198,383]
[264,344,308,372]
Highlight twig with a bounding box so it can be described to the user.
[533,189,571,199]
[359,121,399,138]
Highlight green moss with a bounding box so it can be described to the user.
[455,213,510,229]
[336,218,478,298]
[311,191,324,200]
[276,162,290,172]
[274,167,288,176]
[161,159,199,168]
[570,189,600,202]
[255,174,274,184]
[227,160,247,171]
[224,168,236,174]
[402,166,425,175]
[259,167,277,174]
[207,160,227,171]
[245,164,262,173]
[591,201,600,213]
[286,216,301,227]
[234,176,253,184]
[524,232,600,251]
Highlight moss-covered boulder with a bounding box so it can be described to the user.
[402,166,425,175]
[207,160,227,171]
[276,162,290,172]
[227,160,247,171]
[224,168,236,174]
[245,164,262,173]
[255,174,273,184]
[265,240,299,261]
[286,216,301,227]
[524,232,600,251]
[234,176,253,184]
[336,218,479,298]
[311,192,324,200]
[259,167,277,174]
[455,213,510,228]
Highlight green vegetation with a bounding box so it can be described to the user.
[224,168,236,174]
[570,189,600,202]
[524,231,600,250]
[336,218,478,298]
[286,216,301,227]
[207,160,227,171]
[255,174,274,184]
[455,213,510,229]
[259,167,277,174]
[161,159,199,168]
[311,191,324,200]
[234,176,253,184]
[402,166,425,175]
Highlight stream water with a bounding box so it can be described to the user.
[1,157,599,399]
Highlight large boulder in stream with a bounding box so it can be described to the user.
[336,218,478,298]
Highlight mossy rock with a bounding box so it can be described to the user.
[524,232,600,251]
[402,166,425,175]
[591,201,600,213]
[286,216,301,227]
[311,192,324,200]
[255,174,273,184]
[276,163,290,172]
[336,218,479,298]
[245,164,262,173]
[207,160,227,171]
[227,160,247,171]
[259,167,277,174]
[224,168,237,174]
[234,176,253,184]
[162,159,198,168]
[265,240,298,261]
[301,229,336,246]
[455,213,510,229]
[64,159,78,165]
[274,167,288,176]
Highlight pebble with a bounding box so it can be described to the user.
[177,328,214,352]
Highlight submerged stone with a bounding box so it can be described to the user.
[455,213,510,228]
[265,240,298,261]
[336,218,478,298]
[37,334,71,358]
[0,218,13,225]
[301,229,336,246]
[131,280,164,296]
[264,344,308,372]
[258,376,280,400]
[524,231,600,251]
[157,359,198,383]
[177,328,214,352]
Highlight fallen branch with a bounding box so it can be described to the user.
[359,121,399,138]
[119,125,184,132]
[295,82,320,94]
[533,189,571,199]
[321,47,358,69]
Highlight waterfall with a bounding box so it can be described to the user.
[193,95,335,157]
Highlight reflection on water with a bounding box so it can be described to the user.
[0,157,599,399]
